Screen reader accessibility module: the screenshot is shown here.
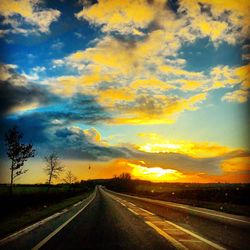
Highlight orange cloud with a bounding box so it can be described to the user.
[221,156,250,172]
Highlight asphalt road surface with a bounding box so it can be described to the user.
[1,186,249,250]
[0,187,174,250]
[106,188,250,250]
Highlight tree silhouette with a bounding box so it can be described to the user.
[5,126,35,195]
[63,169,77,184]
[119,172,131,180]
[44,152,64,191]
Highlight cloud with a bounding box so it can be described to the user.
[53,126,127,161]
[0,64,56,116]
[178,0,250,45]
[131,78,174,90]
[76,0,161,35]
[111,93,207,125]
[0,0,60,35]
[77,0,250,46]
[221,156,250,173]
[222,89,249,103]
[129,162,185,182]
[138,141,235,158]
[51,41,64,50]
[205,63,250,103]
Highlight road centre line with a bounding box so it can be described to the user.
[108,190,227,250]
[145,221,188,250]
[129,202,136,206]
[31,189,97,250]
[139,207,155,216]
[165,220,226,250]
[128,208,139,215]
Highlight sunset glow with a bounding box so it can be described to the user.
[138,141,233,158]
[129,163,185,182]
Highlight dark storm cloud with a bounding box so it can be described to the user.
[0,81,57,116]
[53,127,127,161]
[0,63,112,160]
[0,64,58,116]
[0,93,110,139]
[0,91,112,158]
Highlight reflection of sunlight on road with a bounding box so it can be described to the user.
[128,163,185,182]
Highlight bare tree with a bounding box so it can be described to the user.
[63,170,77,184]
[44,153,64,190]
[5,126,35,195]
[119,172,131,180]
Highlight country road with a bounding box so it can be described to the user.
[0,186,249,250]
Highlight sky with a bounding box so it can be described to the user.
[0,0,249,184]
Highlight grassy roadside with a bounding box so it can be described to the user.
[0,191,91,239]
[106,181,250,217]
[123,192,250,217]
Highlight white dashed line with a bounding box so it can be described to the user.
[129,202,136,207]
[128,208,139,216]
[145,221,188,250]
[165,220,226,250]
[139,207,155,215]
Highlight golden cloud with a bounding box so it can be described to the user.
[0,0,60,34]
[221,156,250,172]
[110,93,207,125]
[222,89,249,103]
[129,162,185,182]
[138,140,233,158]
[76,0,165,35]
[179,0,250,44]
[131,78,174,90]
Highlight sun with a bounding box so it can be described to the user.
[128,163,185,182]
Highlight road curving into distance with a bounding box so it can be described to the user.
[0,185,249,250]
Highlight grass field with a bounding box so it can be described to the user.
[0,192,91,239]
[130,182,250,216]
[104,179,250,217]
[0,183,94,238]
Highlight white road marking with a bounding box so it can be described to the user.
[31,190,97,250]
[139,207,155,216]
[129,202,136,207]
[0,206,71,246]
[73,201,82,207]
[113,192,250,225]
[179,239,201,242]
[120,202,126,207]
[165,220,226,250]
[128,208,139,216]
[145,221,188,250]
[107,190,227,250]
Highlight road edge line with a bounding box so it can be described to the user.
[0,193,92,246]
[145,221,188,250]
[107,189,250,225]
[31,188,97,250]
